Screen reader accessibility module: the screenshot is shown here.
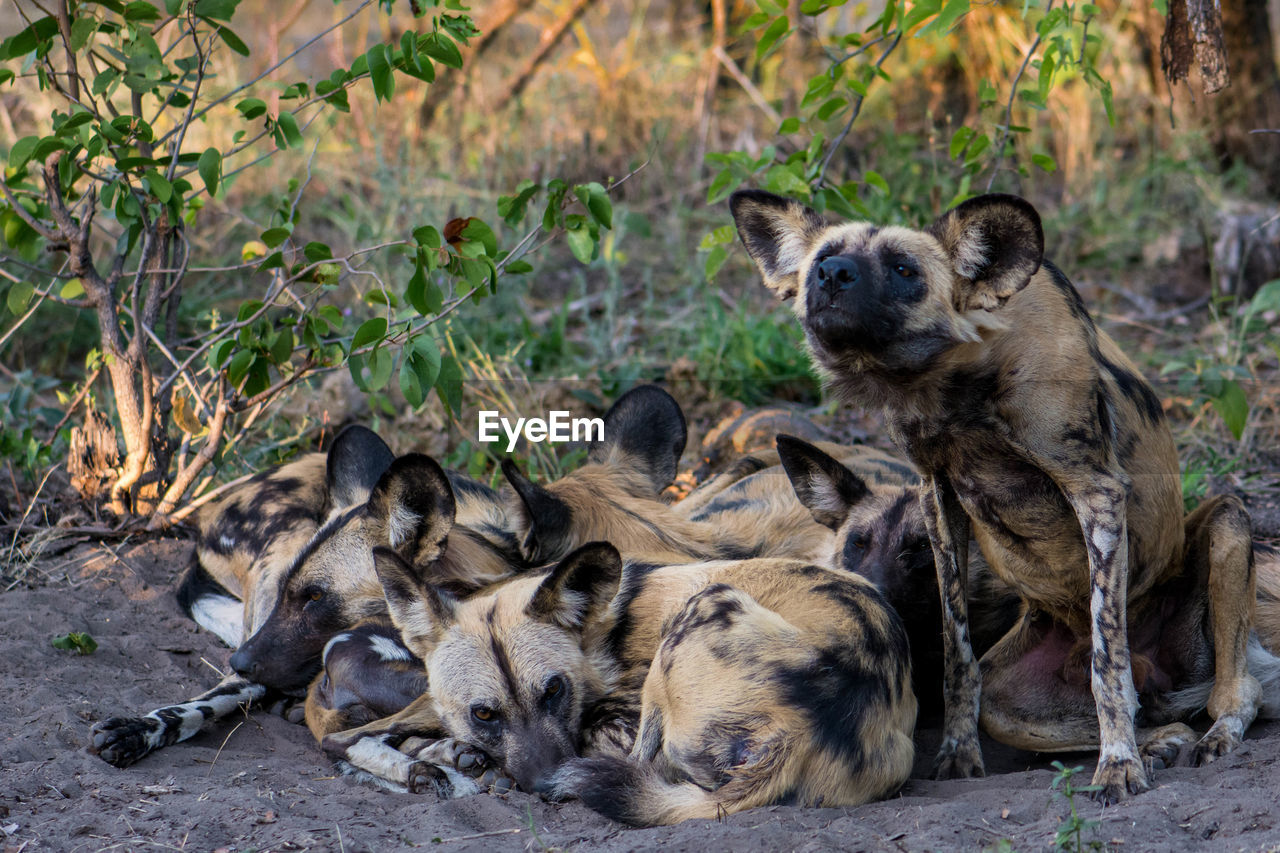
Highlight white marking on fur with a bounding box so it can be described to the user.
[218,534,237,550]
[952,226,989,280]
[346,735,414,787]
[322,632,354,666]
[387,504,421,549]
[1090,526,1118,560]
[1098,738,1139,765]
[132,677,266,753]
[190,594,246,648]
[368,634,412,662]
[1166,633,1280,719]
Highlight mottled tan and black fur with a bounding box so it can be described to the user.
[733,189,1265,803]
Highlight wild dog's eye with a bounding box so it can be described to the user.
[893,263,916,278]
[309,589,324,602]
[543,675,564,700]
[472,706,497,722]
[852,537,868,551]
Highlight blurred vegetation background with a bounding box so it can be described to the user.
[0,0,1277,536]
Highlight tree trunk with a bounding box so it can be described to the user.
[1213,0,1280,192]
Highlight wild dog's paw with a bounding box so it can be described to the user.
[405,760,452,795]
[1090,754,1150,805]
[1192,716,1246,767]
[1140,723,1194,772]
[399,737,514,795]
[88,717,160,767]
[931,734,985,780]
[265,696,306,724]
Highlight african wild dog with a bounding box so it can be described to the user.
[781,434,1280,751]
[331,541,916,825]
[777,434,1022,717]
[89,425,392,767]
[89,427,524,767]
[733,188,1266,802]
[501,384,886,569]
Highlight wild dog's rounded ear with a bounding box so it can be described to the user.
[587,385,687,495]
[928,194,1044,312]
[777,434,870,530]
[372,546,456,656]
[729,189,829,302]
[527,541,623,631]
[367,454,456,566]
[326,425,396,510]
[501,458,574,564]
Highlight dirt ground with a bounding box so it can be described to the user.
[6,539,1280,853]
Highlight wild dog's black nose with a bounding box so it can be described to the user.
[229,648,260,680]
[816,256,860,294]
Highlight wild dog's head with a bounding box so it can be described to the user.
[776,435,935,624]
[374,542,623,792]
[230,435,518,693]
[501,385,693,564]
[729,190,1044,379]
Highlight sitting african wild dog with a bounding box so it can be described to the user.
[88,426,524,767]
[778,435,1280,736]
[344,541,916,826]
[732,188,1266,802]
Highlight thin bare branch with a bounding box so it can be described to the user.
[816,30,902,188]
[986,0,1055,193]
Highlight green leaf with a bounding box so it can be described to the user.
[198,147,221,196]
[274,112,303,149]
[411,334,441,384]
[124,2,162,21]
[236,98,267,120]
[226,349,254,385]
[421,33,463,69]
[565,224,596,264]
[367,45,394,103]
[574,182,612,230]
[261,225,292,248]
[303,241,333,263]
[6,281,34,315]
[145,169,172,203]
[400,357,426,408]
[1152,0,1167,14]
[216,25,250,57]
[193,0,240,21]
[949,126,974,160]
[1211,380,1249,441]
[755,16,790,62]
[8,135,39,169]
[435,355,464,415]
[51,632,97,654]
[778,116,800,134]
[352,317,388,349]
[704,245,728,281]
[60,278,84,299]
[815,96,848,121]
[459,218,498,255]
[1031,152,1057,173]
[69,16,99,51]
[698,225,737,249]
[208,339,234,372]
[366,347,393,391]
[863,170,889,195]
[1,16,58,61]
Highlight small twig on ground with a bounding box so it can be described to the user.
[433,828,522,844]
[205,721,243,774]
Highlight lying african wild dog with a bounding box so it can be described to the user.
[89,425,389,767]
[501,383,896,569]
[777,435,1022,717]
[733,188,1266,802]
[88,426,524,767]
[346,541,916,825]
[778,434,1280,735]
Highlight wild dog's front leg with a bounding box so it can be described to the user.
[1184,495,1263,764]
[1067,475,1148,804]
[320,693,455,794]
[921,475,984,779]
[89,675,266,767]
